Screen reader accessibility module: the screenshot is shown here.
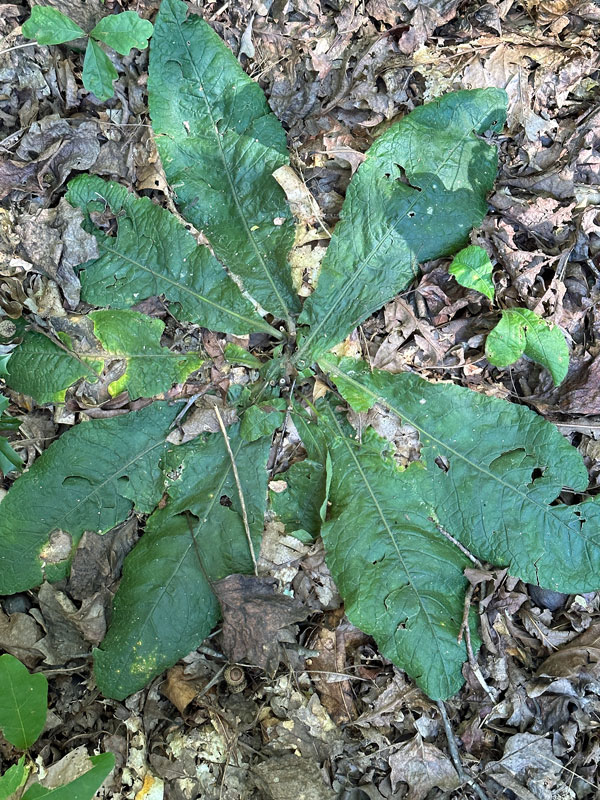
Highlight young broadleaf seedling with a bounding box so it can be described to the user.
[0,654,114,798]
[21,6,153,101]
[449,245,570,384]
[1,0,595,704]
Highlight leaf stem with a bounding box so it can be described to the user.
[213,405,258,575]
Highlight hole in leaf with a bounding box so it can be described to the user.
[62,475,93,488]
[220,495,232,507]
[434,456,449,472]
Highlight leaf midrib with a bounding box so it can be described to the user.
[20,349,200,360]
[94,238,279,337]
[169,14,294,327]
[322,358,582,537]
[324,407,457,688]
[297,115,488,362]
[111,440,247,666]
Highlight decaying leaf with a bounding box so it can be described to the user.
[389,734,460,799]
[214,574,310,675]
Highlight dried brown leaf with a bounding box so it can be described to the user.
[537,624,600,679]
[389,734,460,800]
[214,573,309,674]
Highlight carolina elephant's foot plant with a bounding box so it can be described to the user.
[2,0,598,703]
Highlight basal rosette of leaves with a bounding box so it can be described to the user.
[1,0,595,703]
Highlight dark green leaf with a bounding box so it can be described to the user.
[5,330,100,404]
[0,403,179,594]
[89,11,153,55]
[66,175,277,337]
[94,426,271,698]
[224,343,262,369]
[90,310,203,398]
[22,753,115,800]
[0,395,22,474]
[486,308,569,385]
[82,39,118,101]
[321,355,600,592]
[269,407,329,540]
[448,245,494,300]
[148,0,300,324]
[296,89,507,364]
[240,401,286,442]
[270,460,326,540]
[319,409,474,700]
[22,6,85,44]
[0,655,47,749]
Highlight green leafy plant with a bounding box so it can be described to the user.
[485,307,569,385]
[22,6,153,101]
[449,245,569,384]
[1,0,596,703]
[0,655,114,799]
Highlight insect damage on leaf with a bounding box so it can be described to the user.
[5,0,595,706]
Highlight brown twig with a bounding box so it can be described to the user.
[436,699,491,800]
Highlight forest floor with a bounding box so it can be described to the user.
[1,0,600,798]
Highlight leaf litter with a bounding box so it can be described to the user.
[1,0,600,798]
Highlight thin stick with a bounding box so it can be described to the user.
[436,700,491,800]
[436,524,483,566]
[458,579,497,701]
[0,42,37,57]
[458,583,475,645]
[213,405,258,575]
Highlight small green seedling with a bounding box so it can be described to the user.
[449,245,569,384]
[22,6,153,101]
[448,244,495,300]
[0,654,114,799]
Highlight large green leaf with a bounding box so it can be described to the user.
[148,0,300,325]
[5,330,97,404]
[0,403,179,594]
[0,655,47,749]
[318,408,473,700]
[320,355,600,592]
[5,311,203,403]
[94,426,271,699]
[22,753,115,800]
[66,175,278,338]
[89,11,153,56]
[296,89,507,364]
